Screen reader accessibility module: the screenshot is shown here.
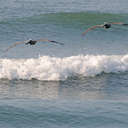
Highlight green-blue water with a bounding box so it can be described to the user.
[0,0,128,127]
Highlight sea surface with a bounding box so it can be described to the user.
[0,0,128,127]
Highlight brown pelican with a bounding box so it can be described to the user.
[4,38,64,53]
[82,22,128,36]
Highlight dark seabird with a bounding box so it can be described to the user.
[4,38,64,53]
[82,22,128,36]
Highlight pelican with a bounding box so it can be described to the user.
[82,22,128,36]
[3,38,64,53]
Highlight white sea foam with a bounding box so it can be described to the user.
[0,54,128,80]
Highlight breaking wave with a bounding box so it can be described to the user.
[0,54,128,80]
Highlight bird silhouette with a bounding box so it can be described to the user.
[3,38,64,53]
[82,22,128,36]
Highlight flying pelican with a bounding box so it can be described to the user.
[3,38,64,53]
[82,22,128,36]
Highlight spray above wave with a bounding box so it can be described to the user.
[0,54,128,80]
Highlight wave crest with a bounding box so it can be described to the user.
[0,54,128,80]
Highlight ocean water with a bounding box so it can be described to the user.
[0,0,128,127]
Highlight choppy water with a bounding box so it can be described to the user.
[0,0,128,128]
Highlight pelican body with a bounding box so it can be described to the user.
[25,40,37,45]
[103,23,111,29]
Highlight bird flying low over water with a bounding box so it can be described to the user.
[82,22,128,36]
[3,38,64,53]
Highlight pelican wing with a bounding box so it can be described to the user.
[36,38,64,45]
[111,22,124,25]
[36,39,50,42]
[4,41,26,53]
[82,25,103,36]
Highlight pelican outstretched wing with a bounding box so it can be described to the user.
[111,22,124,25]
[82,25,103,36]
[36,39,64,45]
[111,22,128,26]
[4,41,26,53]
